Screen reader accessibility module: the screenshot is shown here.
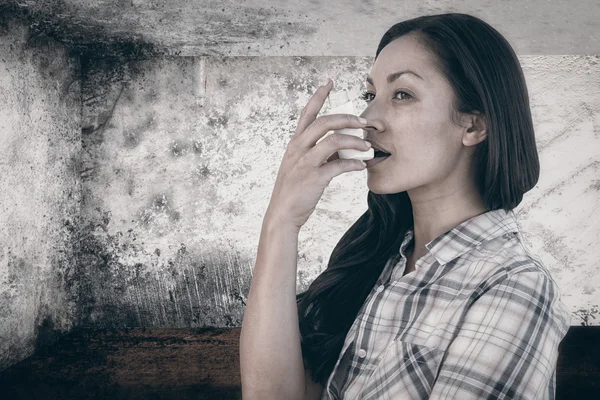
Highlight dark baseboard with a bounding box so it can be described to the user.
[0,326,597,399]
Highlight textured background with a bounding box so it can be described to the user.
[76,54,600,330]
[0,14,82,372]
[1,0,599,372]
[3,0,599,56]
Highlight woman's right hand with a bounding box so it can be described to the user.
[264,79,372,231]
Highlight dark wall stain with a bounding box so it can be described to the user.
[206,112,229,129]
[144,86,159,103]
[169,139,188,157]
[192,140,203,155]
[6,255,27,285]
[2,0,319,59]
[73,216,252,328]
[217,77,228,87]
[136,193,181,229]
[195,165,211,179]
[0,2,161,65]
[33,316,62,355]
[123,113,154,149]
[574,305,599,326]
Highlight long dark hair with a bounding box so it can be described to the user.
[296,13,540,387]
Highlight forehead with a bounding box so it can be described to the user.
[369,35,436,82]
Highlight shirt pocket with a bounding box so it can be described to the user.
[359,339,445,400]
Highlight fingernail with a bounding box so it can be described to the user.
[323,78,332,86]
[364,141,372,148]
[358,117,367,124]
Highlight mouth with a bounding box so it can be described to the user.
[373,149,391,158]
[366,141,392,157]
[366,150,391,168]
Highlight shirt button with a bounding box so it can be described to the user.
[376,285,384,293]
[358,349,367,358]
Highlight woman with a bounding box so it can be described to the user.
[240,13,571,400]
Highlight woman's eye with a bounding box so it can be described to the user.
[359,90,412,103]
[394,90,412,100]
[359,91,375,102]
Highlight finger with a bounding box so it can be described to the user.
[307,132,372,167]
[326,151,339,164]
[292,78,332,138]
[298,113,368,149]
[319,158,366,182]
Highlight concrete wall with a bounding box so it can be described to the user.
[76,55,372,328]
[10,0,600,56]
[76,54,600,330]
[0,16,81,371]
[517,56,600,325]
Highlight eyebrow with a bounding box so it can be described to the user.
[366,70,424,85]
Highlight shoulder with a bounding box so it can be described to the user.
[483,232,559,289]
[476,245,572,335]
[460,233,571,329]
[468,230,555,283]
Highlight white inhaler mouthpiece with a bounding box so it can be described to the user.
[327,90,374,161]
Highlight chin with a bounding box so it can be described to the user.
[367,172,416,195]
[367,179,401,195]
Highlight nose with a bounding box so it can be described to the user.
[359,111,383,139]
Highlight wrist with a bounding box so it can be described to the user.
[263,208,301,235]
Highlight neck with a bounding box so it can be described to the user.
[406,180,487,263]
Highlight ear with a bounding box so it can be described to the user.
[461,112,487,147]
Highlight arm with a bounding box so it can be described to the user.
[429,269,571,400]
[239,213,315,400]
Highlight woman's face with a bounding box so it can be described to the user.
[360,34,475,195]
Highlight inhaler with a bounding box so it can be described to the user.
[327,90,374,161]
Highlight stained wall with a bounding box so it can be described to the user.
[0,15,81,371]
[77,55,600,329]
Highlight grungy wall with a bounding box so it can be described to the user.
[76,55,373,328]
[0,17,81,371]
[8,0,600,56]
[76,54,600,330]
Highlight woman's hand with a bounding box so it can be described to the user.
[264,79,371,231]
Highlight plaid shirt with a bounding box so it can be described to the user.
[320,209,571,399]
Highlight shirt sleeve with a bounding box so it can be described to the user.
[428,269,571,400]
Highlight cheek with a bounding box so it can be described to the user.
[397,118,459,168]
[398,118,442,157]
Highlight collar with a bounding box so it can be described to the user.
[402,208,520,266]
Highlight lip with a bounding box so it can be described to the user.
[365,140,391,155]
[366,155,390,168]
